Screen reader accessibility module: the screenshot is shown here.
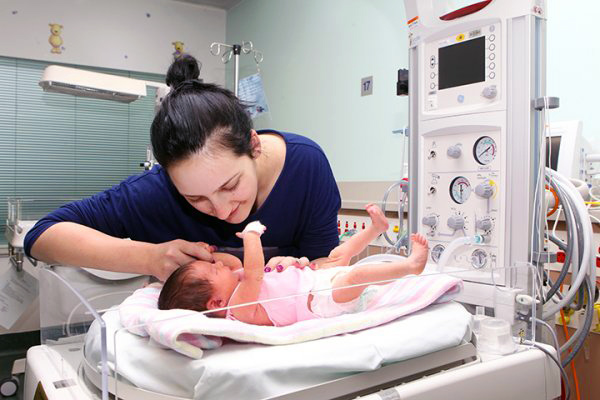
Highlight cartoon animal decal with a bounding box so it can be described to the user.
[49,23,63,54]
[172,41,185,59]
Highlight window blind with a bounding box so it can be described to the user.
[0,56,164,246]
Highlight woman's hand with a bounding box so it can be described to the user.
[264,256,313,273]
[148,240,215,281]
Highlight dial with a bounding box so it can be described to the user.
[471,249,489,269]
[449,176,471,204]
[473,136,497,165]
[431,244,445,263]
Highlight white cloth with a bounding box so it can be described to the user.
[86,301,473,400]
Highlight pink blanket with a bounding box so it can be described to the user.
[119,273,463,359]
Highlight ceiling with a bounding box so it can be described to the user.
[173,0,243,10]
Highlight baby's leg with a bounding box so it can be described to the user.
[322,203,390,268]
[331,233,429,303]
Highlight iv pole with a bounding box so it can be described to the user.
[210,41,263,96]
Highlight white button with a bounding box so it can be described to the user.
[489,62,495,70]
[489,72,496,79]
[489,53,496,60]
[490,25,496,32]
[489,43,496,51]
[430,72,436,79]
[430,82,436,89]
[489,34,496,41]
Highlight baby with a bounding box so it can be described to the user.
[158,204,429,326]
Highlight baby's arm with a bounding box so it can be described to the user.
[213,252,243,271]
[229,222,273,325]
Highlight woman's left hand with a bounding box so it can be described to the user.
[264,256,313,273]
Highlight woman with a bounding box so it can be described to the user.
[24,55,341,281]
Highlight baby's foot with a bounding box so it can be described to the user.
[365,203,389,234]
[407,233,429,274]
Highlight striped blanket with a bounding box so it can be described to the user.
[119,273,463,359]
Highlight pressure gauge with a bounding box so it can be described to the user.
[449,176,472,204]
[431,244,445,263]
[471,249,489,269]
[473,136,497,165]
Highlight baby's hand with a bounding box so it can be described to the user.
[236,221,267,238]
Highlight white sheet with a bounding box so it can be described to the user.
[85,301,472,399]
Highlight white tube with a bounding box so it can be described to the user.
[437,235,485,272]
[543,169,594,319]
[570,178,590,201]
[585,153,600,163]
[556,171,595,284]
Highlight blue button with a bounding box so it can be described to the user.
[458,95,465,103]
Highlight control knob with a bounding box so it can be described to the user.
[447,215,465,230]
[422,215,438,227]
[476,217,493,231]
[475,182,494,198]
[447,145,462,159]
[482,85,497,99]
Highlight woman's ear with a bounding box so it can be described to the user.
[249,130,262,159]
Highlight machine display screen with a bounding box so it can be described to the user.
[438,36,486,90]
[545,136,561,171]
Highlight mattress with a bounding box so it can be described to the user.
[85,301,472,399]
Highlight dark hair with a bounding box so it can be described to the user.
[158,264,213,312]
[151,54,254,168]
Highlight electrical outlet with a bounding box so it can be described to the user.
[337,213,402,247]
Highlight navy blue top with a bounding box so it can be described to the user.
[24,131,341,262]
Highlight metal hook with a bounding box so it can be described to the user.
[241,41,254,54]
[210,41,261,65]
[210,42,223,56]
[221,50,233,64]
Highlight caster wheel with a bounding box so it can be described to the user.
[0,376,18,397]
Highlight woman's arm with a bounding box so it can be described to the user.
[229,223,272,325]
[25,169,215,281]
[31,222,214,281]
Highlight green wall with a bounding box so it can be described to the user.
[227,1,600,182]
[227,0,409,181]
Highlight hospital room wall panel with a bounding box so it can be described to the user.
[227,0,599,184]
[226,0,409,182]
[0,0,227,85]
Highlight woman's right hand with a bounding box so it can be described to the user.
[265,256,312,273]
[149,240,215,281]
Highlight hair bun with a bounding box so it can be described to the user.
[166,54,201,87]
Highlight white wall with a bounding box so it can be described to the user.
[227,0,409,182]
[0,0,227,84]
[547,0,600,150]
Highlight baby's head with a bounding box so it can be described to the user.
[158,260,238,317]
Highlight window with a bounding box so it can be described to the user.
[0,57,163,246]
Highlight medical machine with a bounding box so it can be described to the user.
[19,1,594,399]
[545,120,593,181]
[406,0,594,396]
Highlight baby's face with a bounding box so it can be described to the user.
[188,260,239,304]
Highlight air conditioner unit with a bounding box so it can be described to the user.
[39,65,148,103]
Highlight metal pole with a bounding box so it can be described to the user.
[233,44,241,96]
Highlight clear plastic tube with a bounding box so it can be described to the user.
[437,235,485,272]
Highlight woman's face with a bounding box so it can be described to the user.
[168,147,259,224]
